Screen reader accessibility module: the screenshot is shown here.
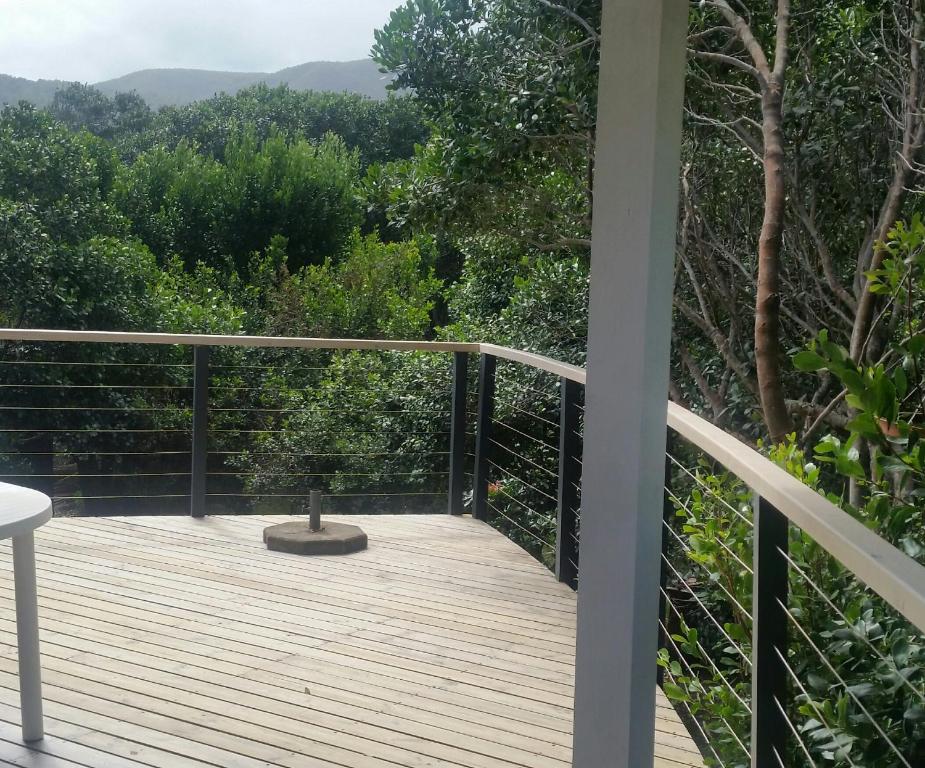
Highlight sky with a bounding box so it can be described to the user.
[0,0,402,82]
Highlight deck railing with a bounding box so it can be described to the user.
[2,328,925,766]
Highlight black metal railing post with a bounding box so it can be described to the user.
[447,351,469,515]
[472,353,496,521]
[555,376,581,588]
[751,494,789,766]
[190,345,210,518]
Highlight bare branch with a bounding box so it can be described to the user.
[536,0,599,42]
[687,49,760,80]
[772,0,791,81]
[708,0,772,86]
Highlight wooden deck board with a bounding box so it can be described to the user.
[0,514,703,767]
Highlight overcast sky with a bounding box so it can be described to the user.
[0,0,402,82]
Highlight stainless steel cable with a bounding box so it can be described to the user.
[667,452,754,528]
[665,488,754,575]
[772,696,819,768]
[773,648,856,768]
[486,501,550,549]
[662,520,752,619]
[778,599,911,767]
[659,601,751,713]
[487,460,557,503]
[488,439,558,478]
[778,546,925,706]
[660,556,752,667]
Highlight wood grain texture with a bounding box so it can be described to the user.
[0,514,703,767]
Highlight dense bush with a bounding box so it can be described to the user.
[113,130,362,274]
[131,84,427,167]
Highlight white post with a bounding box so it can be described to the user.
[572,1,687,766]
[12,532,44,742]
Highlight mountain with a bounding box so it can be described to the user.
[0,59,392,109]
[0,74,69,107]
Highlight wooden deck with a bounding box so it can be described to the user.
[0,514,702,767]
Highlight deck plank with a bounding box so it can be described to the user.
[0,514,703,767]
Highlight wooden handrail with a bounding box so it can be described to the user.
[479,343,586,383]
[2,327,924,632]
[0,328,588,381]
[668,402,925,634]
[0,328,480,354]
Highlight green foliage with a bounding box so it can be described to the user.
[113,130,362,274]
[372,0,598,249]
[51,83,154,143]
[440,237,527,337]
[259,231,442,340]
[662,436,925,766]
[130,84,427,167]
[794,219,925,553]
[1,231,158,330]
[0,104,125,244]
[658,467,753,765]
[219,348,453,513]
[497,256,588,365]
[665,217,925,766]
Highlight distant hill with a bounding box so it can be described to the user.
[0,74,70,107]
[0,59,392,109]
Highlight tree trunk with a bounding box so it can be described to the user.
[755,82,793,444]
[850,119,925,362]
[850,8,923,362]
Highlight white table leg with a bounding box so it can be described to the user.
[12,531,43,741]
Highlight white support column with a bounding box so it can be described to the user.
[572,1,687,767]
[12,532,43,742]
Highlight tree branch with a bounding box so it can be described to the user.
[772,0,791,81]
[536,0,599,42]
[687,49,760,80]
[709,0,772,86]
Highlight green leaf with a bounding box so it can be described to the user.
[845,682,876,698]
[662,683,690,703]
[905,704,925,722]
[793,350,828,372]
[894,366,908,399]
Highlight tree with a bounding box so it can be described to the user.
[51,83,154,143]
[372,0,600,251]
[113,130,362,275]
[0,103,125,244]
[681,0,925,442]
[128,84,427,166]
[0,102,242,509]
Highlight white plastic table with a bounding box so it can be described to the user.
[0,482,51,742]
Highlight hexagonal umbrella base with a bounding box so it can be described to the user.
[263,521,367,555]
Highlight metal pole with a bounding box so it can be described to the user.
[13,531,43,742]
[309,490,323,532]
[472,354,496,521]
[572,1,688,765]
[190,345,209,518]
[555,376,581,588]
[751,495,789,766]
[447,352,469,515]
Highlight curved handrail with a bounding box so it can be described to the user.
[0,328,480,354]
[668,402,925,633]
[479,343,586,383]
[0,328,588,382]
[2,327,924,631]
